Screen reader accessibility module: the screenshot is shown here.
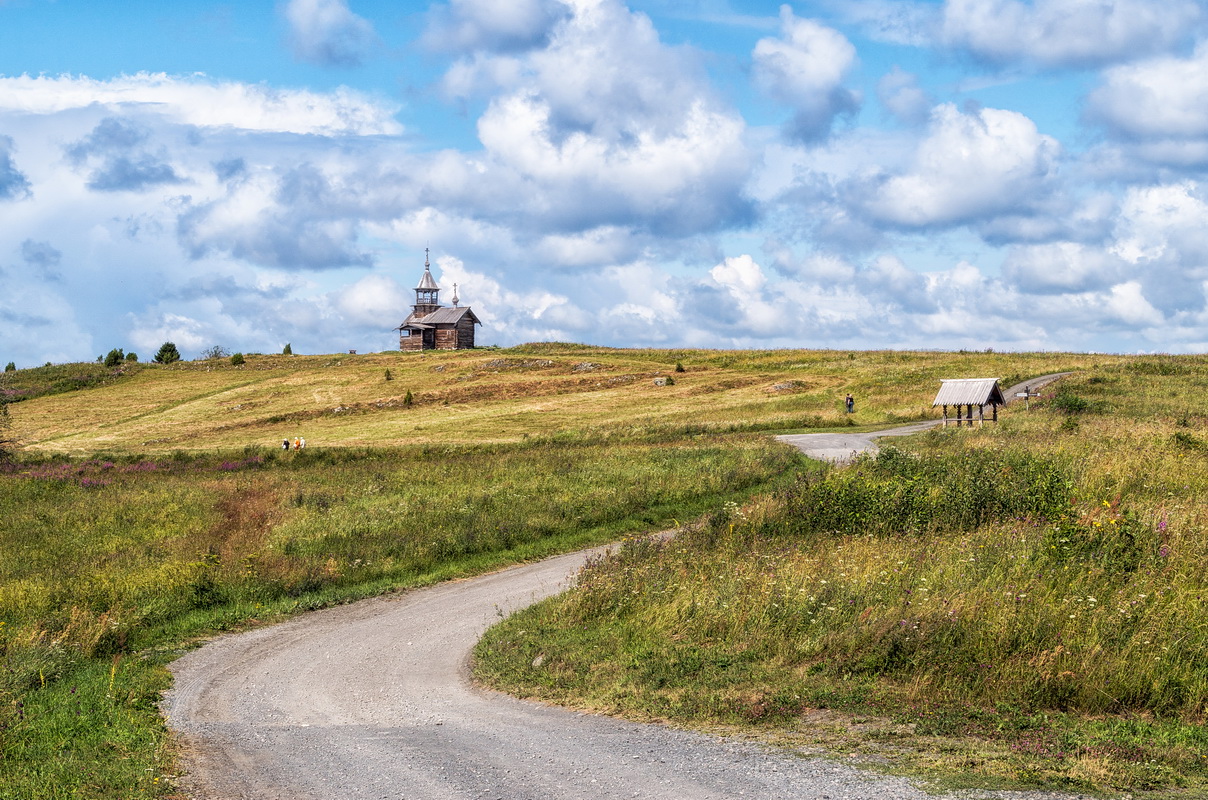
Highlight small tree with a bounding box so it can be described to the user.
[674,361,686,373]
[3,362,14,372]
[125,352,138,363]
[384,368,393,381]
[230,352,245,366]
[403,389,413,406]
[282,343,293,356]
[103,348,125,368]
[154,342,181,364]
[199,345,230,360]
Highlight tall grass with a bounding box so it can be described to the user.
[476,362,1208,796]
[0,434,794,797]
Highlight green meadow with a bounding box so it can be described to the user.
[5,344,1199,798]
[477,358,1208,798]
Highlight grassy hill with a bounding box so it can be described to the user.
[6,344,1112,454]
[1,344,1200,799]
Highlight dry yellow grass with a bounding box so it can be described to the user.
[8,345,1117,455]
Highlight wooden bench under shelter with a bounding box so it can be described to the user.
[933,378,1006,427]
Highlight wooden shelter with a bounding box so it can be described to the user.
[395,251,480,351]
[933,378,1006,427]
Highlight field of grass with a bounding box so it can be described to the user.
[476,357,1208,798]
[0,344,1156,798]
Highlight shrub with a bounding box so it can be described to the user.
[403,389,413,406]
[125,352,138,363]
[103,348,124,368]
[384,368,393,381]
[4,361,14,372]
[282,343,293,355]
[199,345,230,361]
[1050,388,1091,414]
[230,352,245,366]
[153,342,181,364]
[675,361,686,373]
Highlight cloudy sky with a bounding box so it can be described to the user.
[3,0,1208,364]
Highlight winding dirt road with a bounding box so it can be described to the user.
[163,373,1084,800]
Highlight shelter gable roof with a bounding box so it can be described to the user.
[932,378,1005,407]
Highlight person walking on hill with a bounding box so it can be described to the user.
[845,393,854,414]
[282,438,290,451]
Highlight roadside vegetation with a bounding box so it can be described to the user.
[476,358,1208,798]
[0,344,1160,798]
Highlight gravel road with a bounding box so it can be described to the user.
[775,375,1070,463]
[163,373,1087,800]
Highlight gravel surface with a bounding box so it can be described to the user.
[775,375,1070,464]
[162,373,1088,800]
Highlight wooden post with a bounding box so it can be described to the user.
[978,404,985,426]
[942,404,948,427]
[992,403,998,422]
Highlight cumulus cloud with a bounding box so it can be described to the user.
[335,274,410,326]
[176,164,374,270]
[752,6,860,142]
[0,73,402,136]
[0,135,31,201]
[1109,181,1208,313]
[1002,242,1125,294]
[283,0,377,67]
[858,103,1060,229]
[940,0,1202,68]
[425,0,570,53]
[21,240,62,281]
[66,117,183,192]
[877,67,931,126]
[1087,44,1208,168]
[443,0,752,237]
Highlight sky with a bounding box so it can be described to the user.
[3,0,1208,364]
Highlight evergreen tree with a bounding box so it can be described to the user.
[103,348,125,368]
[3,362,14,372]
[154,342,181,364]
[125,352,138,363]
[282,343,293,355]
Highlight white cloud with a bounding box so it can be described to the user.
[860,103,1060,228]
[335,274,410,327]
[876,67,931,126]
[1002,242,1124,294]
[0,73,402,136]
[752,6,860,141]
[1088,43,1208,166]
[424,0,569,53]
[283,0,378,67]
[941,0,1201,68]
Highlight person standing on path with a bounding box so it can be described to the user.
[845,393,854,413]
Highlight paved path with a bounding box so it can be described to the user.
[775,374,1071,464]
[162,373,1084,800]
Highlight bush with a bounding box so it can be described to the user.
[675,361,686,373]
[282,343,293,356]
[4,362,14,372]
[404,389,413,406]
[153,342,181,364]
[199,345,229,361]
[125,352,138,363]
[230,352,245,366]
[384,368,393,381]
[103,348,124,368]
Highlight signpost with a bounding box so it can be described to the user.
[1015,385,1041,410]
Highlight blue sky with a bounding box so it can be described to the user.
[3,0,1208,364]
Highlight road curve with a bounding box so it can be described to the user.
[163,373,1086,800]
[775,374,1071,463]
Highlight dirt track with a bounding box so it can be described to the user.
[162,373,1086,800]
